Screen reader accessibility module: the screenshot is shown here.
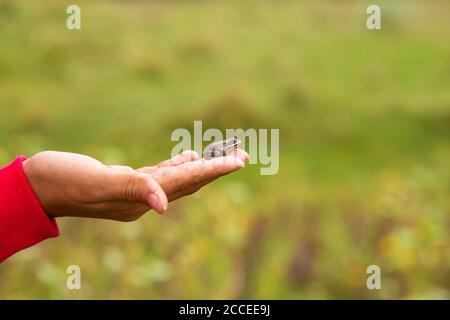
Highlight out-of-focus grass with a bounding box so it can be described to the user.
[0,0,449,299]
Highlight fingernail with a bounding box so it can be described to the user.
[237,159,245,168]
[148,193,163,214]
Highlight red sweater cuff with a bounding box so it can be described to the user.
[0,155,59,263]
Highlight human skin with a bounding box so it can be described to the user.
[22,149,249,221]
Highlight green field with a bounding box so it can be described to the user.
[0,0,449,299]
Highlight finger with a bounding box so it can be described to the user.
[114,172,168,214]
[228,148,250,164]
[157,150,200,167]
[168,178,216,202]
[152,156,244,195]
[136,173,168,214]
[137,150,200,174]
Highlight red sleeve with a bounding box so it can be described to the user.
[0,155,59,263]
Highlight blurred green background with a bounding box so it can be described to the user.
[0,0,449,299]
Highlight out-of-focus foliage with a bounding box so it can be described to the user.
[0,0,448,299]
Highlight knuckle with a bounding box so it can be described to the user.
[121,175,141,203]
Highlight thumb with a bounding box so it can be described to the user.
[117,171,168,214]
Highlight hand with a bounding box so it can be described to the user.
[23,150,249,221]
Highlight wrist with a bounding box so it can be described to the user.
[22,157,57,218]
